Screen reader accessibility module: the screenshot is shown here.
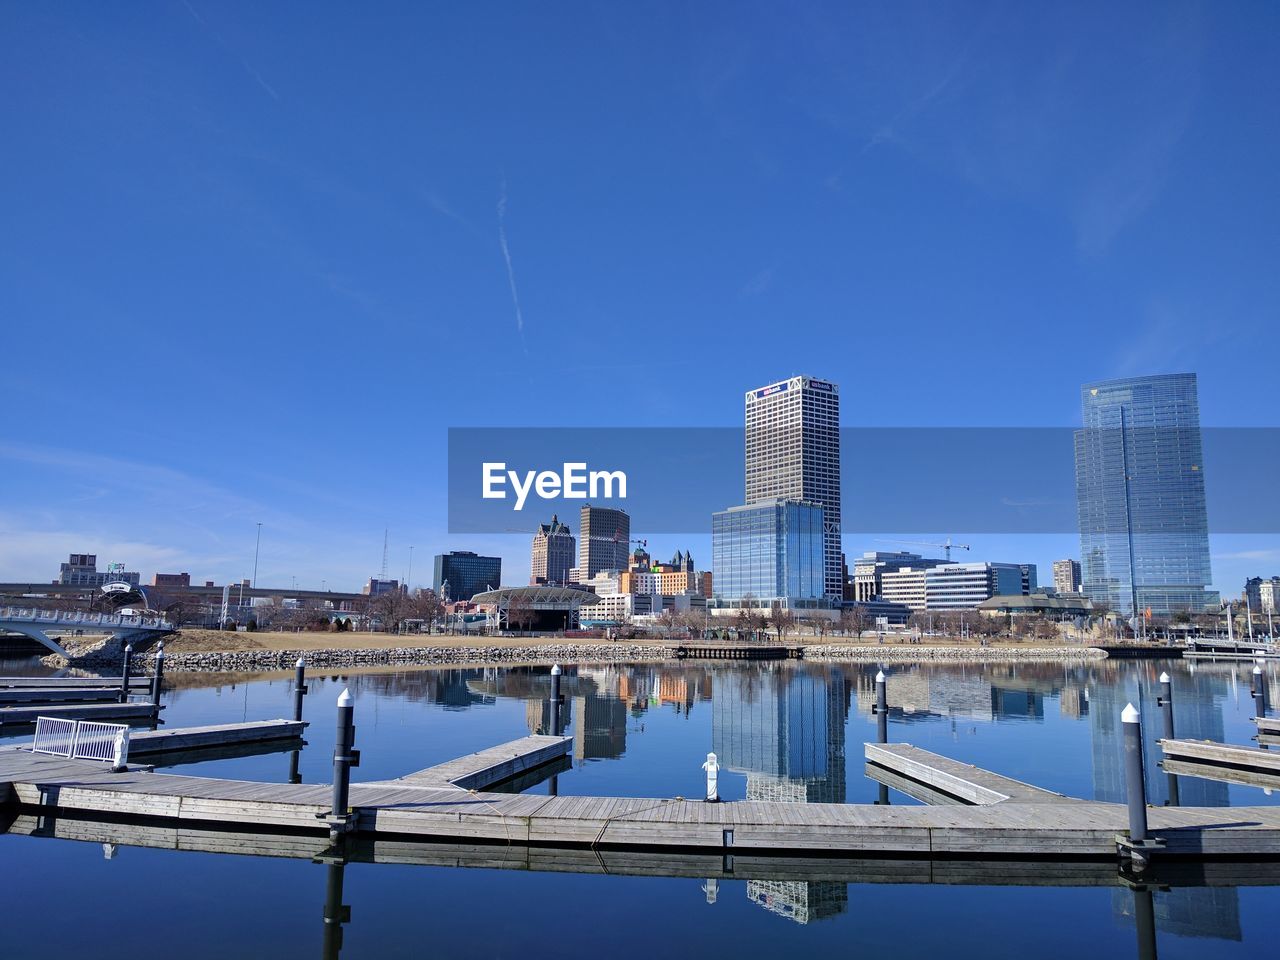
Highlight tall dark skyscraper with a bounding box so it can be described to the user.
[1074,373,1216,617]
[432,550,502,602]
[578,504,630,579]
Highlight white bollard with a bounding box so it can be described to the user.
[702,751,720,802]
[111,728,130,772]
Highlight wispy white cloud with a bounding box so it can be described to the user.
[740,265,776,298]
[181,0,281,104]
[421,189,484,239]
[497,177,525,336]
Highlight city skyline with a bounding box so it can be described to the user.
[3,368,1277,603]
[3,5,1278,598]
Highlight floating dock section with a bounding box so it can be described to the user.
[4,737,1280,858]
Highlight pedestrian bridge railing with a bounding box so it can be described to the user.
[0,606,172,632]
[32,716,130,768]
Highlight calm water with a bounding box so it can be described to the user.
[2,655,1277,959]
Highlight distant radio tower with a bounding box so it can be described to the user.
[380,529,389,581]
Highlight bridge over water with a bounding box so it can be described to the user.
[0,606,173,657]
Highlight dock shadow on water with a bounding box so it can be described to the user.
[2,656,1278,958]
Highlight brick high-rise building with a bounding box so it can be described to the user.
[530,514,575,586]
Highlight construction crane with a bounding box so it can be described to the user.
[874,537,971,562]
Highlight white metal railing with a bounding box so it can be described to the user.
[32,716,78,757]
[0,605,171,631]
[32,716,130,768]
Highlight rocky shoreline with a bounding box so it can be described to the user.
[47,639,1108,673]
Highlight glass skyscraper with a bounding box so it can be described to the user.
[1074,373,1216,617]
[711,499,826,608]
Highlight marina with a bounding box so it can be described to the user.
[3,654,1278,958]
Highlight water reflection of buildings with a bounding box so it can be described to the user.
[515,665,715,762]
[1089,665,1241,942]
[712,666,850,923]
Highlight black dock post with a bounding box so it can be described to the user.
[294,657,308,724]
[119,643,133,704]
[875,670,888,745]
[149,641,165,714]
[1131,882,1159,960]
[1157,672,1179,805]
[321,861,350,960]
[1254,663,1268,717]
[330,689,359,836]
[1122,702,1150,850]
[549,664,562,737]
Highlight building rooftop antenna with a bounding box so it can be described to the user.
[380,528,389,581]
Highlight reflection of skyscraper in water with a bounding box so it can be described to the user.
[573,693,627,760]
[1090,668,1240,941]
[712,665,849,923]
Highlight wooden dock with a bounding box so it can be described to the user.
[373,734,571,791]
[0,701,161,726]
[10,811,1280,889]
[127,720,307,759]
[4,738,1280,858]
[0,687,130,705]
[864,743,1084,806]
[1159,738,1280,790]
[0,676,149,690]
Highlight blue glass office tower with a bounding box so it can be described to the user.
[1074,373,1216,617]
[711,499,826,609]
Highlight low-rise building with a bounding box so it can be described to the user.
[57,553,140,587]
[977,593,1093,618]
[882,561,1038,611]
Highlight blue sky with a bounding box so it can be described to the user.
[2,2,1278,596]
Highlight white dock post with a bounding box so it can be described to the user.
[702,751,719,802]
[111,727,130,772]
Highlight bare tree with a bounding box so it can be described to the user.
[768,604,796,642]
[840,605,869,639]
[504,593,536,634]
[656,609,683,641]
[812,615,831,641]
[367,588,415,633]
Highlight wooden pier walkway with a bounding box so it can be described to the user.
[1158,738,1280,790]
[4,739,1280,858]
[127,720,307,759]
[373,735,571,791]
[0,701,161,727]
[864,743,1084,806]
[0,676,149,690]
[10,810,1280,888]
[0,687,129,705]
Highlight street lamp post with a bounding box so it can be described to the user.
[252,522,263,588]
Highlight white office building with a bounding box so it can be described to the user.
[744,376,842,601]
[881,561,1037,611]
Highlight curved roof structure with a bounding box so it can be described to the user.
[471,586,600,607]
